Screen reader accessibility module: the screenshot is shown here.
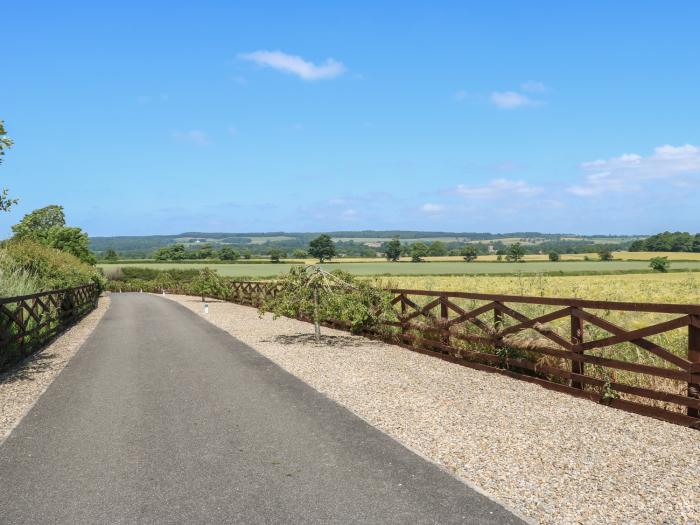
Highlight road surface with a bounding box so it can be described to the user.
[0,293,525,524]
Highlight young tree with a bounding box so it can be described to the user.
[410,242,429,262]
[104,248,119,262]
[598,248,614,261]
[268,248,285,263]
[460,245,478,262]
[548,251,560,262]
[191,267,226,301]
[308,234,337,262]
[505,242,525,262]
[218,246,240,260]
[649,256,670,272]
[242,249,252,260]
[384,237,402,262]
[259,266,392,342]
[0,120,17,212]
[292,248,308,259]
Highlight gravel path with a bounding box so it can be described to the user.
[0,295,110,444]
[166,294,700,525]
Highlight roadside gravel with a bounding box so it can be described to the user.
[166,294,699,525]
[0,295,110,444]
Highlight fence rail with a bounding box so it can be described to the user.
[0,284,100,370]
[196,280,700,428]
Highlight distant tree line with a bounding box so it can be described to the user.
[629,231,700,253]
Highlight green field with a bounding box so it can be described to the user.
[99,260,700,279]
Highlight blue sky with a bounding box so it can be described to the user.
[2,1,699,237]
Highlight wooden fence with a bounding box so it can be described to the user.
[213,280,700,428]
[0,284,100,370]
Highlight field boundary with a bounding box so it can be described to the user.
[151,280,700,428]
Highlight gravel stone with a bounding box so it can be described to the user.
[0,296,111,444]
[166,294,700,525]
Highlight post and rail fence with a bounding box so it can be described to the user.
[0,284,100,371]
[180,280,700,428]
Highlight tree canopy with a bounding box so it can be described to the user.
[384,238,402,261]
[308,234,337,262]
[0,120,16,212]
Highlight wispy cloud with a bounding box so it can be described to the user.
[569,144,700,196]
[238,50,345,80]
[172,129,209,146]
[420,203,445,214]
[490,91,540,109]
[520,80,547,93]
[454,178,543,198]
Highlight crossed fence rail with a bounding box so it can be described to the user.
[0,284,100,370]
[212,280,700,428]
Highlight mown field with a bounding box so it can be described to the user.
[99,259,700,279]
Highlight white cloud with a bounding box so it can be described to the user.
[455,178,543,198]
[238,50,345,80]
[521,80,547,93]
[490,91,540,109]
[172,129,209,146]
[420,203,445,214]
[569,144,700,197]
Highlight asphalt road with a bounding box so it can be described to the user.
[0,293,526,524]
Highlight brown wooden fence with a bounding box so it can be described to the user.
[209,280,700,428]
[0,284,100,370]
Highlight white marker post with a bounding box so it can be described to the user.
[204,303,209,314]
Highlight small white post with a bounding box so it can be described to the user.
[204,303,209,314]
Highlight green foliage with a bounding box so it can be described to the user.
[268,248,285,263]
[242,249,252,259]
[0,239,105,293]
[191,267,226,299]
[308,234,337,262]
[630,231,700,253]
[218,246,240,260]
[548,251,560,262]
[0,120,17,212]
[154,244,187,260]
[384,238,402,261]
[427,241,447,257]
[260,266,393,337]
[505,242,525,262]
[292,248,308,258]
[104,248,119,261]
[410,242,429,262]
[649,256,670,272]
[10,205,96,264]
[598,248,614,261]
[460,245,478,262]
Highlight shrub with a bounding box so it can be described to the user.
[0,239,105,294]
[548,252,560,262]
[649,256,670,272]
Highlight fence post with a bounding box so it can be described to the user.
[400,294,407,339]
[440,296,450,348]
[689,317,700,418]
[570,313,585,389]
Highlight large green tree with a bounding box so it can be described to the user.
[505,242,525,262]
[11,205,96,264]
[1,120,17,211]
[384,238,402,261]
[308,234,337,263]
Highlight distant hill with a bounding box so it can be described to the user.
[89,231,644,258]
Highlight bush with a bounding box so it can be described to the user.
[0,239,105,295]
[548,252,560,262]
[649,256,670,272]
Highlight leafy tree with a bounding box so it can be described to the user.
[505,242,525,262]
[259,266,393,342]
[193,243,214,259]
[104,248,119,262]
[47,226,96,264]
[242,249,252,260]
[548,251,560,262]
[308,234,337,262]
[154,244,186,260]
[218,246,240,260]
[0,120,17,212]
[460,245,478,262]
[11,205,66,241]
[410,242,429,262]
[268,248,285,263]
[496,254,503,262]
[598,248,614,261]
[649,256,670,272]
[191,267,226,301]
[385,237,402,262]
[427,241,447,257]
[292,248,308,259]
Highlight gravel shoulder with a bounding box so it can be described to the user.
[165,294,700,525]
[0,295,111,444]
